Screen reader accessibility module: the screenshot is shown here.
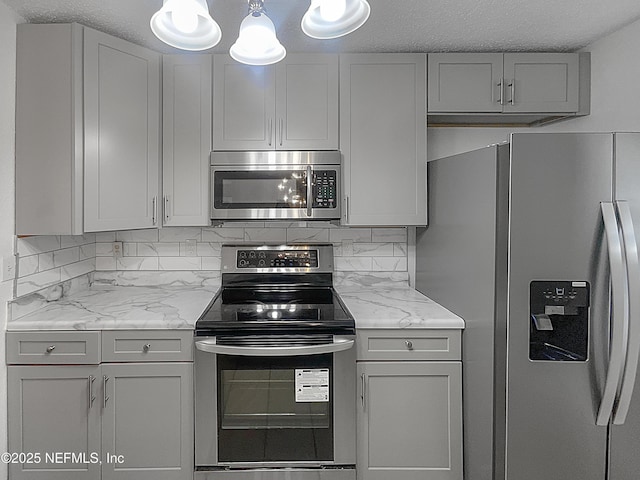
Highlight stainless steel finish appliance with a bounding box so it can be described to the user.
[415,132,640,480]
[194,244,356,480]
[211,151,341,221]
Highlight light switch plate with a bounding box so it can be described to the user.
[185,239,197,257]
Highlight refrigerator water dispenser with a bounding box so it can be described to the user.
[529,281,590,361]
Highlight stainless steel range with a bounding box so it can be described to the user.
[194,244,356,480]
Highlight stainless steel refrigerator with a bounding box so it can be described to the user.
[415,132,640,480]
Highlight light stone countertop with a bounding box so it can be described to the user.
[7,284,219,331]
[7,280,463,332]
[336,286,464,329]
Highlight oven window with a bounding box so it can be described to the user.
[214,171,307,209]
[217,354,333,463]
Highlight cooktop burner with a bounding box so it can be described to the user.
[194,244,355,337]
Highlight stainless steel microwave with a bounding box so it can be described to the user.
[210,151,341,221]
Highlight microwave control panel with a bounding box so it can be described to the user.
[313,171,337,208]
[237,249,319,269]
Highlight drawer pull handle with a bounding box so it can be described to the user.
[46,345,56,353]
[143,343,151,353]
[405,340,414,351]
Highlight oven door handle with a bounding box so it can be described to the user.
[195,336,354,356]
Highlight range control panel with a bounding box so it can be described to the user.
[312,171,337,208]
[237,249,319,269]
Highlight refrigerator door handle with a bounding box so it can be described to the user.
[613,200,640,425]
[596,202,630,426]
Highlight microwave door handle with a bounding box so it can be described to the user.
[306,166,313,217]
[613,200,640,425]
[195,337,354,356]
[596,202,630,426]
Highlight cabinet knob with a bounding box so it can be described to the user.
[405,340,414,351]
[46,345,56,353]
[143,343,151,353]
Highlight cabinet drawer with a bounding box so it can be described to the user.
[101,330,193,362]
[6,331,101,365]
[357,329,461,361]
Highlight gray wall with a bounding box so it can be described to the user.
[0,2,22,476]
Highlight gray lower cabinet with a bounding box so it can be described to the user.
[356,329,463,480]
[6,331,193,480]
[101,363,193,480]
[7,365,102,480]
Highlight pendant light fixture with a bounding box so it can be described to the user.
[229,0,286,66]
[150,0,222,51]
[301,0,371,39]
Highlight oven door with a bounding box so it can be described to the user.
[210,165,340,220]
[194,335,356,469]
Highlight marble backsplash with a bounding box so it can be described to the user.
[16,234,96,297]
[95,223,408,272]
[14,223,409,299]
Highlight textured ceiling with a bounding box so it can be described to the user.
[4,0,640,54]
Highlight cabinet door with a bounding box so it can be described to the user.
[428,53,504,112]
[357,361,463,480]
[503,53,579,113]
[83,28,161,232]
[101,363,193,480]
[162,54,212,226]
[275,54,339,150]
[15,23,84,235]
[340,54,427,226]
[213,55,276,150]
[7,366,101,480]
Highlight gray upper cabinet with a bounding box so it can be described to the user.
[15,23,85,236]
[213,54,338,151]
[428,53,504,113]
[340,54,427,226]
[213,55,275,151]
[83,28,161,232]
[275,55,339,150]
[428,52,589,125]
[15,23,161,235]
[502,53,579,112]
[162,54,212,226]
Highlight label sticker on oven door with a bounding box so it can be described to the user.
[295,369,329,402]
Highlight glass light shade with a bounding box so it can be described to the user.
[301,0,371,39]
[150,0,222,51]
[229,12,286,65]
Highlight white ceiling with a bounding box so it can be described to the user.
[4,0,640,55]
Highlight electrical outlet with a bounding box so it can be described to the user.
[185,239,197,257]
[1,255,17,282]
[112,242,123,258]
